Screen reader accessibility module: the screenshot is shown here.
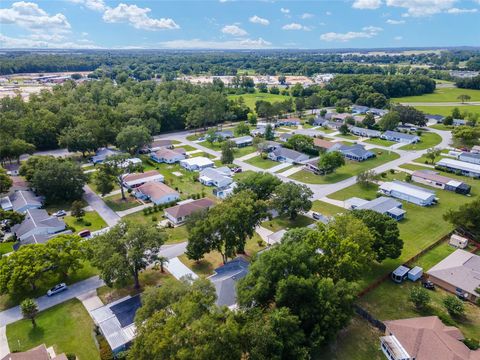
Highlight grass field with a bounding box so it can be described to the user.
[400,132,442,150]
[63,211,107,233]
[392,87,480,103]
[103,193,141,212]
[0,242,14,255]
[261,214,314,232]
[414,105,480,117]
[311,201,345,217]
[234,145,257,158]
[245,155,278,169]
[336,133,359,141]
[289,149,400,184]
[7,299,99,360]
[363,138,396,147]
[228,92,291,111]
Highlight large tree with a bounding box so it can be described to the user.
[452,126,480,149]
[272,182,313,220]
[352,209,403,262]
[378,111,400,131]
[286,134,314,153]
[0,167,12,194]
[116,125,152,154]
[59,122,101,157]
[221,140,234,164]
[45,235,91,278]
[444,199,480,239]
[21,298,39,327]
[186,190,267,263]
[391,105,426,126]
[233,171,281,200]
[317,151,345,175]
[91,220,167,289]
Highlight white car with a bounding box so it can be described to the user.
[47,283,68,296]
[53,210,67,217]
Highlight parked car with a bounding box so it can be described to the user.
[312,212,322,220]
[422,280,435,290]
[232,167,242,173]
[53,210,67,217]
[78,229,91,238]
[47,283,68,296]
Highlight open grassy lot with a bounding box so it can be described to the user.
[392,87,480,103]
[103,193,141,212]
[400,132,443,150]
[261,214,315,232]
[233,145,257,158]
[245,155,277,169]
[363,138,396,147]
[228,92,291,111]
[414,105,480,117]
[176,144,197,152]
[311,200,345,217]
[64,211,108,233]
[7,299,99,360]
[289,149,400,184]
[358,242,480,340]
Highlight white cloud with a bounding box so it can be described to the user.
[352,0,383,9]
[282,22,310,31]
[68,0,106,12]
[301,13,314,19]
[394,35,403,40]
[0,1,71,32]
[221,24,248,36]
[103,3,179,30]
[280,7,290,13]
[325,11,332,15]
[158,37,272,49]
[249,15,269,25]
[320,26,382,42]
[386,19,406,24]
[447,7,478,13]
[385,0,457,17]
[0,33,99,49]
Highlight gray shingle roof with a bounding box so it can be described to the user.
[271,147,307,161]
[209,257,249,307]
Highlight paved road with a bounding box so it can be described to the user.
[82,185,120,227]
[0,276,105,327]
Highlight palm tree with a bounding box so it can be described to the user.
[155,256,169,273]
[21,298,39,327]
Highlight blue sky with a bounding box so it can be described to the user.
[0,0,479,49]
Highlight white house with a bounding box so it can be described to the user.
[379,181,436,206]
[381,131,420,144]
[122,170,164,189]
[150,148,186,164]
[133,182,179,205]
[180,157,214,171]
[199,167,233,188]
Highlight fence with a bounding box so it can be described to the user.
[354,304,386,332]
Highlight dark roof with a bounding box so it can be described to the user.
[110,294,142,328]
[209,257,249,307]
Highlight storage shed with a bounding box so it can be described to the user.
[449,234,468,249]
[391,265,410,283]
[408,266,423,282]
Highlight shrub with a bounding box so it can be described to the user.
[143,208,148,215]
[66,354,76,360]
[389,169,395,174]
[381,172,387,178]
[127,188,132,194]
[257,239,265,247]
[151,216,157,222]
[98,336,113,360]
[409,287,430,310]
[84,221,92,226]
[443,296,465,318]
[463,338,480,350]
[405,174,412,182]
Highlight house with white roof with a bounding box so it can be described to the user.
[180,157,215,171]
[436,158,480,178]
[379,181,436,206]
[381,131,420,144]
[199,167,232,188]
[349,126,381,138]
[121,170,164,189]
[133,182,179,205]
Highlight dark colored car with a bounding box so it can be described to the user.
[232,167,242,173]
[422,280,435,290]
[78,229,91,238]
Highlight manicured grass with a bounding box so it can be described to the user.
[165,225,189,244]
[429,124,454,131]
[43,199,87,214]
[311,200,345,217]
[336,133,359,140]
[7,299,99,360]
[97,268,170,304]
[63,211,108,233]
[176,144,197,152]
[392,87,480,103]
[359,242,480,340]
[413,154,446,165]
[261,214,314,232]
[0,242,14,255]
[245,155,278,169]
[188,151,216,159]
[363,138,396,147]
[275,164,296,174]
[228,92,291,111]
[233,145,257,158]
[400,132,442,150]
[103,193,141,212]
[289,149,400,184]
[320,127,336,134]
[414,105,480,117]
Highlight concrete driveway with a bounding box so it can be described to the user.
[82,185,120,227]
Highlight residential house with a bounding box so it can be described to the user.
[268,147,309,164]
[0,190,42,212]
[213,182,237,199]
[91,295,142,354]
[313,138,336,151]
[330,143,375,162]
[180,157,214,171]
[133,182,179,205]
[425,114,445,124]
[453,118,467,126]
[459,152,480,165]
[381,131,420,144]
[331,113,351,122]
[349,126,381,138]
[277,118,301,126]
[427,249,480,303]
[1,344,67,360]
[471,145,480,154]
[164,198,215,225]
[367,108,388,117]
[411,170,471,195]
[199,167,233,188]
[313,116,328,127]
[139,139,174,153]
[278,133,293,142]
[259,140,281,152]
[351,105,369,114]
[208,257,249,308]
[122,170,164,189]
[267,229,287,245]
[150,148,186,164]
[326,120,345,130]
[436,158,480,178]
[215,130,234,139]
[251,126,266,137]
[381,316,480,360]
[231,135,253,148]
[12,208,66,243]
[346,196,406,221]
[379,181,437,206]
[304,159,321,174]
[91,148,121,164]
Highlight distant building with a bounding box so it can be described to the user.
[277,118,301,126]
[139,139,174,153]
[213,182,237,200]
[278,133,294,142]
[453,119,467,126]
[436,158,480,178]
[346,196,406,221]
[351,105,369,114]
[411,170,471,195]
[91,148,121,164]
[379,181,436,206]
[215,130,234,139]
[381,131,419,144]
[349,126,381,138]
[313,138,336,151]
[425,114,445,124]
[231,135,253,148]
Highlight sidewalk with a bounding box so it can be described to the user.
[278,165,302,177]
[237,151,259,161]
[0,326,9,358]
[116,203,152,218]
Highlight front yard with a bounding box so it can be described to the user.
[363,138,396,147]
[63,211,108,233]
[289,149,400,184]
[7,299,99,360]
[245,155,278,169]
[261,214,315,232]
[103,193,141,212]
[400,132,443,150]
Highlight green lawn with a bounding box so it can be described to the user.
[244,155,278,169]
[363,138,396,147]
[311,200,345,217]
[414,105,480,117]
[289,149,400,184]
[175,144,197,152]
[400,132,442,150]
[63,211,108,233]
[7,299,99,360]
[261,214,314,232]
[228,92,291,111]
[392,87,480,103]
[275,164,296,174]
[233,145,257,158]
[429,123,454,131]
[0,242,14,255]
[336,134,359,141]
[103,193,142,212]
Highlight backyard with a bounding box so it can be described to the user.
[7,299,99,360]
[289,149,400,184]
